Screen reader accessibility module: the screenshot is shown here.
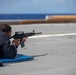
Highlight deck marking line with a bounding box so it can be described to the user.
[29,33,76,38]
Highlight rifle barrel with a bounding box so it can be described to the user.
[35,32,42,34]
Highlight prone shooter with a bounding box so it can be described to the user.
[0,24,42,60]
[0,24,42,66]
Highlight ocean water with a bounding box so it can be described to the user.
[0,14,48,20]
[0,14,76,20]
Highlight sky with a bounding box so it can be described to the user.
[0,0,76,14]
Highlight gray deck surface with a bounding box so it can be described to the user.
[0,23,76,75]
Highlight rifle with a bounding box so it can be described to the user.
[10,30,42,48]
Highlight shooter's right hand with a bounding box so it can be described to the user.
[12,39,20,46]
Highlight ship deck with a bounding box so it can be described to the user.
[0,23,76,75]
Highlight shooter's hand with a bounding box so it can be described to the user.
[22,37,27,42]
[12,39,20,46]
